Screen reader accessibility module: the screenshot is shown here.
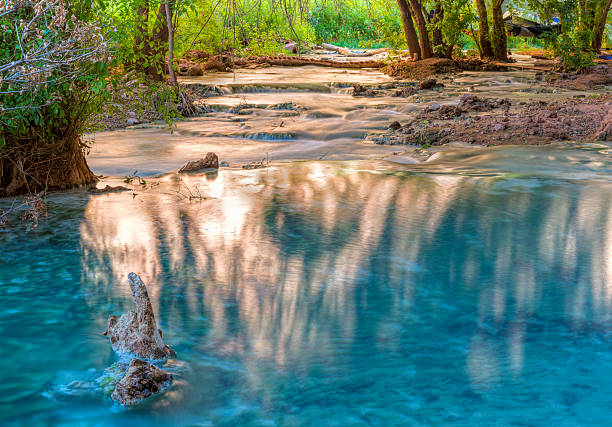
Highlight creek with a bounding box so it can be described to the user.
[2,65,612,426]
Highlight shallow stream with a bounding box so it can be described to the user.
[90,65,592,175]
[2,66,612,426]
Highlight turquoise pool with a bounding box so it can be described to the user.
[3,146,612,425]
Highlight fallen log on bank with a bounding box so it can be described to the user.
[320,43,389,57]
[240,55,382,68]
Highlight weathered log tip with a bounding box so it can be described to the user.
[105,273,175,361]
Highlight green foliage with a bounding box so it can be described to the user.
[309,0,404,48]
[544,32,596,70]
[432,0,475,54]
[175,0,313,55]
[0,1,110,147]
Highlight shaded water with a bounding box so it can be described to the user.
[3,145,612,425]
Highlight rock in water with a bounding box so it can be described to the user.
[388,121,402,130]
[418,79,444,90]
[111,359,173,406]
[178,152,219,173]
[104,273,175,360]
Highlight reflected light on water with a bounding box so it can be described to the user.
[62,158,612,423]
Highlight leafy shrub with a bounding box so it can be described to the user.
[0,0,110,195]
[309,0,403,48]
[543,31,595,71]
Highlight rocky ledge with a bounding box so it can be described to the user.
[178,152,219,173]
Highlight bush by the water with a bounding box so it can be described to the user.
[0,0,110,196]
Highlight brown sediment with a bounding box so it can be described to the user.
[547,63,612,91]
[381,57,508,80]
[373,95,612,147]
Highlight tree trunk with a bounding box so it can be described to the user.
[475,0,494,58]
[431,3,444,53]
[146,3,170,81]
[592,0,612,52]
[164,0,178,86]
[0,135,97,198]
[133,0,150,75]
[407,0,433,58]
[491,1,508,61]
[397,0,421,59]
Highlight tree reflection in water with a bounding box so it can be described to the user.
[78,160,612,422]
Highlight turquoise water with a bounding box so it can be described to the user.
[3,147,612,425]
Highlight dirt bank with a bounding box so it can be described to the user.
[367,94,612,147]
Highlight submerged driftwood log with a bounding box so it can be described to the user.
[111,359,173,406]
[104,273,175,360]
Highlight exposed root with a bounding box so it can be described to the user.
[0,133,97,198]
[0,193,47,228]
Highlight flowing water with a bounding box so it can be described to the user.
[3,67,612,425]
[90,65,590,176]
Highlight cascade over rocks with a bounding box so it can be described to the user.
[111,359,173,406]
[177,54,383,76]
[104,273,175,360]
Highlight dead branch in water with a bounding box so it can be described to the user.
[0,192,47,229]
[174,178,211,201]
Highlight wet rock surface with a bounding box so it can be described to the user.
[110,359,173,406]
[423,95,511,118]
[178,152,219,173]
[104,273,175,360]
[419,78,444,90]
[352,83,377,97]
[595,110,612,141]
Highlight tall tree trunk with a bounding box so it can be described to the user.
[133,0,150,75]
[491,1,508,61]
[407,0,433,58]
[431,3,444,52]
[164,0,178,86]
[475,0,494,58]
[146,3,170,81]
[592,0,612,52]
[397,0,421,59]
